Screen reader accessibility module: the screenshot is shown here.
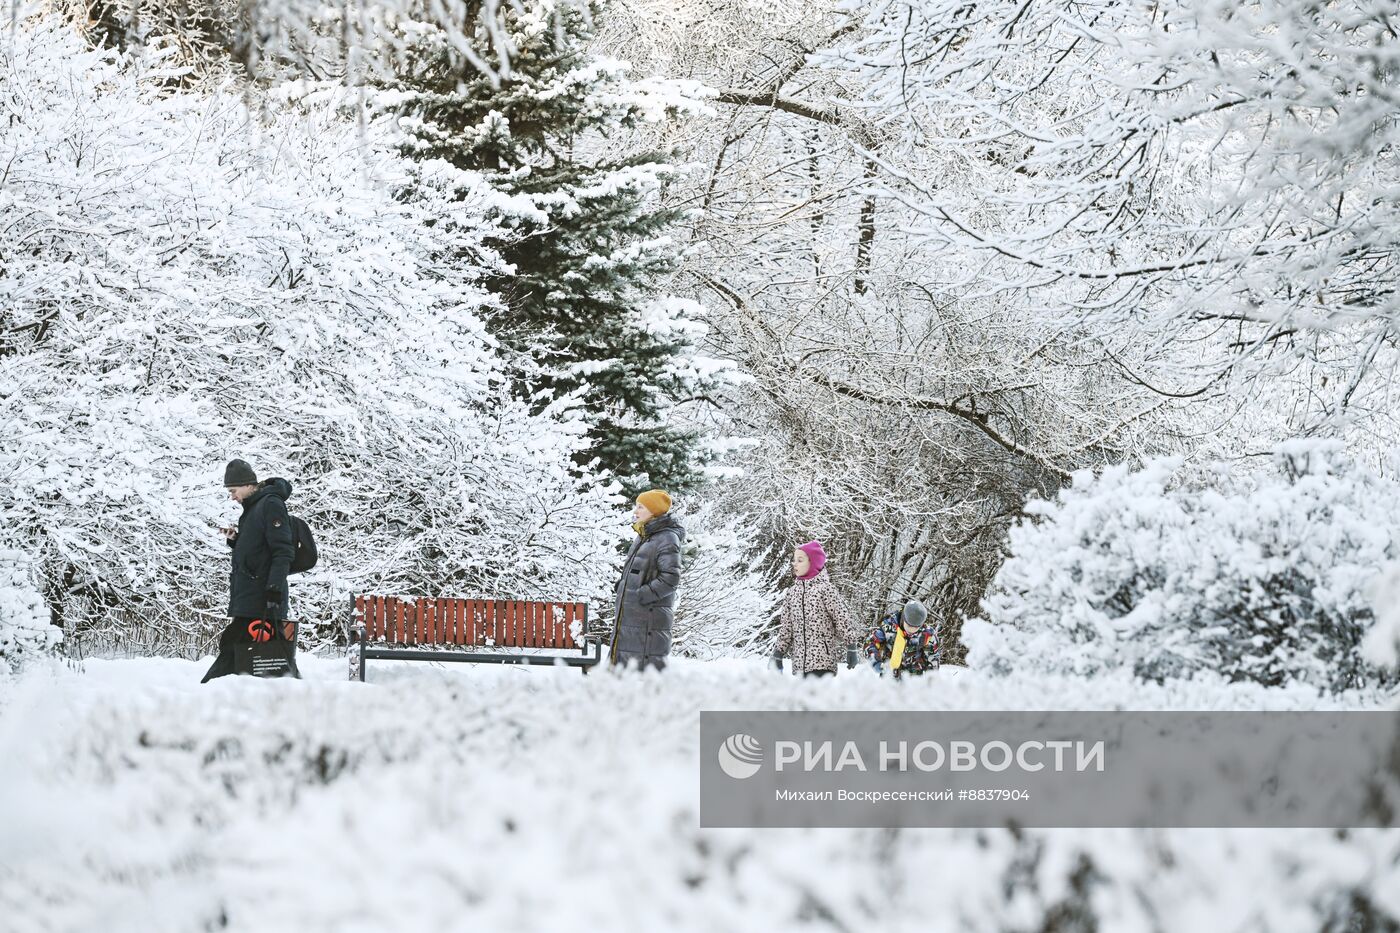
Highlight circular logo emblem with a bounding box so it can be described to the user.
[248,619,274,642]
[717,733,763,780]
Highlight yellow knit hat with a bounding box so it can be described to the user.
[637,489,672,516]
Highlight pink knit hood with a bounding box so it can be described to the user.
[796,540,827,580]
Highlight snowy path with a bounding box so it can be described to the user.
[0,657,1396,931]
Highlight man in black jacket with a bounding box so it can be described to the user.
[201,458,297,682]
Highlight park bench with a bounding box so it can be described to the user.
[347,594,601,681]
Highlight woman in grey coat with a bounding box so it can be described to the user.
[610,489,684,671]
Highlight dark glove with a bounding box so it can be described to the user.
[846,646,860,669]
[770,651,784,673]
[264,588,285,622]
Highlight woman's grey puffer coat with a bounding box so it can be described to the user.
[610,513,685,671]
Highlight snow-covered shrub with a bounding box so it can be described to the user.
[0,19,620,654]
[964,441,1400,692]
[1363,561,1400,670]
[669,504,778,659]
[0,542,60,675]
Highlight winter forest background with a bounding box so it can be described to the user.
[4,0,1400,929]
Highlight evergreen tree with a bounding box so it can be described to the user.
[384,0,720,496]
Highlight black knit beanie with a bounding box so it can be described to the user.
[223,459,258,487]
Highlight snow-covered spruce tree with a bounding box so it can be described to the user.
[380,0,726,496]
[0,18,619,654]
[963,441,1400,692]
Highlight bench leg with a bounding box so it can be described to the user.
[349,623,367,683]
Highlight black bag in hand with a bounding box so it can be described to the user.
[233,620,301,679]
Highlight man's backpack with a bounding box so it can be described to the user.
[289,515,318,574]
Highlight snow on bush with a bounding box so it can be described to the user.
[964,441,1400,692]
[0,19,620,653]
[670,504,777,659]
[0,543,60,675]
[1364,561,1400,670]
[0,658,1396,931]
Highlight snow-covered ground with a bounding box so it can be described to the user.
[2,656,1398,931]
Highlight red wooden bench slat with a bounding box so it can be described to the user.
[563,602,576,648]
[354,595,590,658]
